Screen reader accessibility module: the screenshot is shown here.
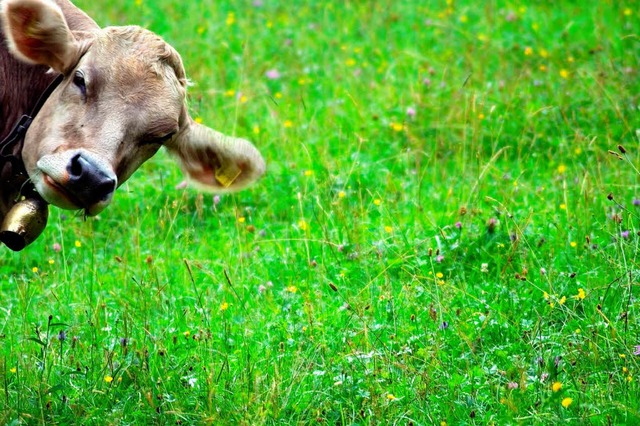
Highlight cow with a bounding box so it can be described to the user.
[0,0,265,251]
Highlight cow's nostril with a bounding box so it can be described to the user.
[69,153,83,177]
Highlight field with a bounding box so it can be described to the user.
[2,0,640,424]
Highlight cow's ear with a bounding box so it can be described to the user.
[165,119,266,193]
[1,0,81,73]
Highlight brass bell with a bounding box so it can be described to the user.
[0,197,49,251]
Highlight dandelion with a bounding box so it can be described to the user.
[561,397,573,408]
[220,302,229,311]
[10,367,16,373]
[384,226,393,233]
[274,92,283,99]
[559,69,569,79]
[237,217,245,223]
[387,393,397,400]
[436,272,444,279]
[287,285,298,293]
[75,240,81,248]
[303,169,313,176]
[32,267,38,273]
[194,116,203,124]
[459,15,468,23]
[265,69,281,79]
[104,376,114,383]
[284,120,293,128]
[345,58,357,67]
[552,381,562,392]
[224,89,235,97]
[374,199,382,206]
[48,259,54,265]
[570,241,577,248]
[226,12,235,26]
[524,46,533,56]
[297,220,309,231]
[390,122,404,132]
[623,8,632,16]
[557,164,567,174]
[338,191,346,198]
[539,48,549,58]
[560,203,567,210]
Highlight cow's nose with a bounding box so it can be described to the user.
[66,153,116,206]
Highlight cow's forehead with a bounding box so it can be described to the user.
[85,26,187,99]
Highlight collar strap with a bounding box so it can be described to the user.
[0,74,64,154]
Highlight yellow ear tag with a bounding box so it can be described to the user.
[214,162,242,188]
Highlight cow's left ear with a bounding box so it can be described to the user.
[1,0,81,73]
[165,119,266,193]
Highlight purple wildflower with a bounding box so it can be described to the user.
[265,69,281,80]
[634,198,640,206]
[57,330,66,342]
[406,107,416,117]
[621,230,630,239]
[52,243,61,252]
[435,255,444,263]
[455,221,462,229]
[634,345,640,356]
[507,382,518,390]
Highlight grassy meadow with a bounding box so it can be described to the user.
[2,0,640,424]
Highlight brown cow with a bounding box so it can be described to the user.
[0,0,265,250]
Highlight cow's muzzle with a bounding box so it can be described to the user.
[36,150,117,216]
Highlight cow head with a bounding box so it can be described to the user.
[1,0,265,216]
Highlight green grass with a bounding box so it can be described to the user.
[2,0,640,424]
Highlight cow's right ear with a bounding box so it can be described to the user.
[1,0,81,73]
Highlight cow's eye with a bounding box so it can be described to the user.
[73,70,86,96]
[141,131,176,146]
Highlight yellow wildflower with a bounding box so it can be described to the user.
[559,69,569,79]
[524,46,533,56]
[283,120,293,128]
[297,220,309,231]
[576,288,586,299]
[390,122,404,132]
[287,285,298,293]
[561,397,573,408]
[104,376,114,383]
[75,240,81,248]
[220,302,229,311]
[384,226,393,233]
[552,381,562,392]
[10,367,16,373]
